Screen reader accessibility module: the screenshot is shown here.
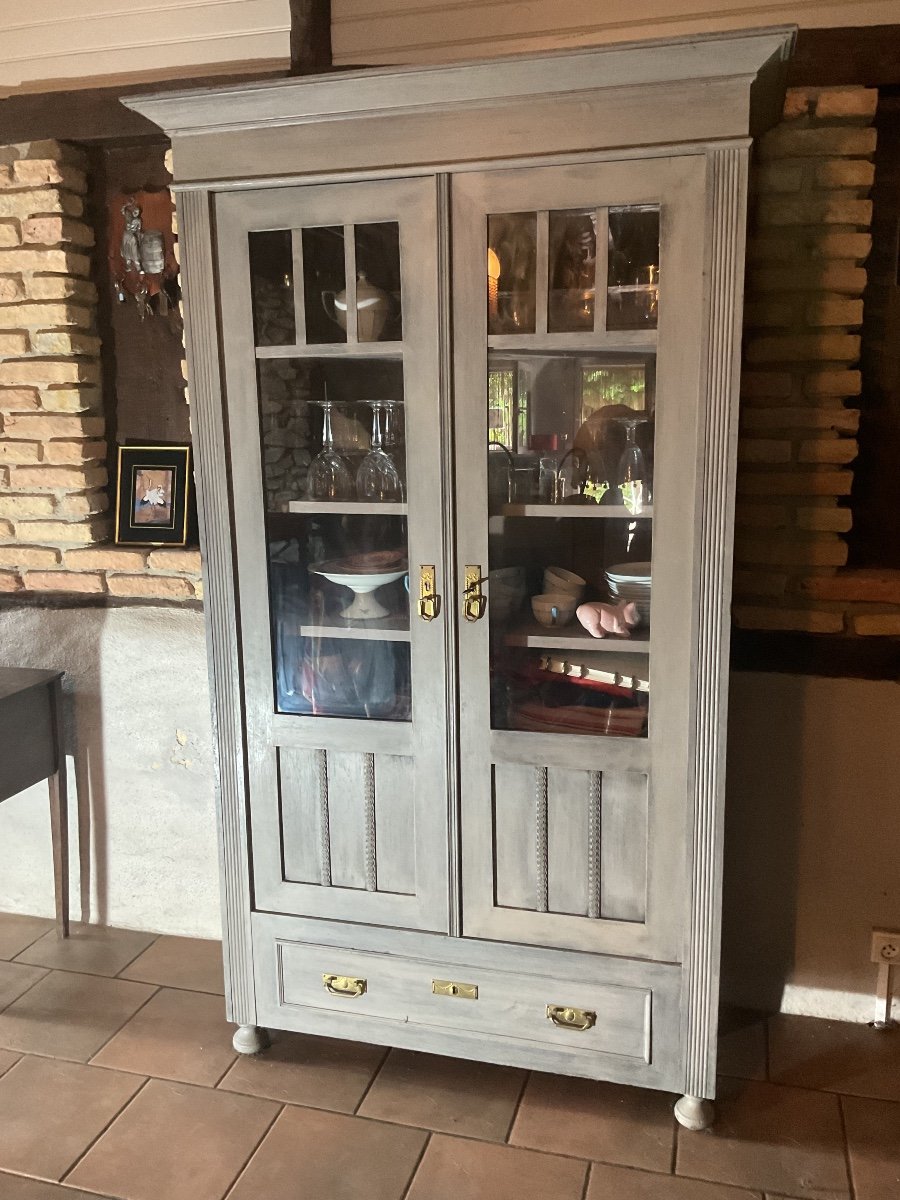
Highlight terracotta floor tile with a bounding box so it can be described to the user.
[588,1161,763,1198]
[676,1079,849,1199]
[118,936,224,995]
[842,1095,900,1200]
[0,1174,119,1199]
[718,1009,768,1081]
[358,1048,526,1140]
[0,914,54,961]
[510,1073,675,1171]
[0,1056,143,1181]
[0,970,155,1062]
[218,1029,385,1111]
[768,1016,900,1103]
[15,925,156,979]
[406,1132,588,1200]
[91,987,236,1086]
[0,962,46,1011]
[66,1078,278,1200]
[227,1105,427,1200]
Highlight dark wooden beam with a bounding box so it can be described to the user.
[790,25,900,87]
[290,0,333,76]
[0,70,288,145]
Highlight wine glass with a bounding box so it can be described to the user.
[357,400,404,501]
[307,397,354,501]
[616,418,650,515]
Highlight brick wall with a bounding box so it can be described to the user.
[734,85,900,637]
[0,140,201,602]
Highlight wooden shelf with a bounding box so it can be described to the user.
[501,619,650,652]
[287,500,408,516]
[297,616,410,642]
[497,503,653,519]
[257,342,403,359]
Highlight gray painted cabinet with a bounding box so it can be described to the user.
[127,26,794,1125]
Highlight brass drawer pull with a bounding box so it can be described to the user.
[432,978,478,1000]
[323,973,367,998]
[547,1004,596,1031]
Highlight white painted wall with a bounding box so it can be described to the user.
[1,605,897,1020]
[0,606,220,939]
[332,0,900,65]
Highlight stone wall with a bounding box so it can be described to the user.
[0,139,201,601]
[734,85,900,637]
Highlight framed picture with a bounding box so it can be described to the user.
[115,444,194,546]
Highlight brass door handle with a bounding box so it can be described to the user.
[547,1004,597,1031]
[463,564,487,621]
[323,974,367,998]
[418,564,441,621]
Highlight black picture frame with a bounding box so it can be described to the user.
[115,444,194,546]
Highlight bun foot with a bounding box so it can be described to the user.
[233,1024,270,1055]
[674,1094,714,1131]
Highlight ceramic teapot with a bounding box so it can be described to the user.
[322,272,392,342]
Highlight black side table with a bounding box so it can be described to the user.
[0,668,69,937]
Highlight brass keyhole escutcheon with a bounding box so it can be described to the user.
[463,564,486,621]
[418,564,441,621]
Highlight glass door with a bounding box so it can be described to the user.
[216,177,450,931]
[453,157,708,960]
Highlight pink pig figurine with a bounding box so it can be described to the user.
[576,599,640,639]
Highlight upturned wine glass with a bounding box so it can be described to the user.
[307,397,354,501]
[356,400,404,501]
[616,417,650,515]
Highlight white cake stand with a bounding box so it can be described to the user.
[310,564,407,621]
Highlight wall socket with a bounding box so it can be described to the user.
[871,930,900,965]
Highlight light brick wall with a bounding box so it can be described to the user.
[0,140,201,602]
[734,85,900,638]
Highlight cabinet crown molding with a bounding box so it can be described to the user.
[123,25,795,141]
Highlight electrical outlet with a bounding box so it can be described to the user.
[871,930,900,965]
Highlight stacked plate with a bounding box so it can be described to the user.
[605,561,652,625]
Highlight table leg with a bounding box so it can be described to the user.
[48,677,69,939]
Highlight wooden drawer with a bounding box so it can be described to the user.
[276,939,651,1063]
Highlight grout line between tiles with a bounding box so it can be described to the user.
[398,1130,432,1200]
[85,985,162,1064]
[580,1159,592,1200]
[670,1106,679,1174]
[502,1068,530,1143]
[351,1044,391,1115]
[2,920,58,960]
[764,1013,771,1082]
[221,1102,286,1200]
[0,1168,124,1200]
[59,1074,153,1183]
[0,965,50,1015]
[211,1049,242,1089]
[837,1094,858,1200]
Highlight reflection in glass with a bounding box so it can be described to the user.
[303,226,347,344]
[270,527,411,720]
[487,213,537,334]
[615,418,650,515]
[607,207,660,331]
[357,401,404,501]
[485,350,654,738]
[548,209,597,332]
[249,230,295,347]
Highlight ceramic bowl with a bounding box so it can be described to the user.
[531,592,577,627]
[543,566,586,599]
